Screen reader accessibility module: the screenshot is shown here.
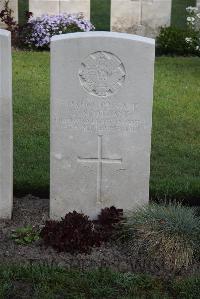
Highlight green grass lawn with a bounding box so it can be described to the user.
[0,264,199,298]
[13,51,50,197]
[13,52,200,203]
[151,57,200,203]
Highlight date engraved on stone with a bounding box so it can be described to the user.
[79,51,126,97]
[54,99,146,134]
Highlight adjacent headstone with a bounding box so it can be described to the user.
[111,0,172,37]
[29,0,60,17]
[141,0,172,36]
[111,0,141,33]
[0,30,13,219]
[50,32,155,220]
[60,0,90,19]
[29,0,90,19]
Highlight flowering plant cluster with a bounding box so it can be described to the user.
[22,13,95,49]
[185,6,200,53]
[186,6,200,28]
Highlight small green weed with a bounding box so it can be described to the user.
[11,226,40,245]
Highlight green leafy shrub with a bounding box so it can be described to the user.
[122,203,200,271]
[156,26,200,56]
[11,226,40,245]
[185,6,200,53]
[157,7,200,56]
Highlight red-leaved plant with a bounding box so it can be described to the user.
[95,206,124,241]
[40,206,123,254]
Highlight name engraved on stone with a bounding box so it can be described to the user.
[54,99,145,133]
[79,51,126,97]
[77,135,122,204]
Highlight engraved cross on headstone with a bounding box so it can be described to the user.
[77,135,122,203]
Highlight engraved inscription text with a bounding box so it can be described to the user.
[54,98,146,134]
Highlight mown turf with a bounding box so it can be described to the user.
[13,51,50,197]
[151,57,200,203]
[0,264,199,298]
[13,52,200,202]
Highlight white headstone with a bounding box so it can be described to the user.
[0,30,13,219]
[111,0,172,37]
[29,0,60,17]
[60,0,90,19]
[141,0,172,36]
[50,32,155,220]
[111,0,141,33]
[29,0,90,19]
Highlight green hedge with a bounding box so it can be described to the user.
[171,0,197,28]
[156,26,200,56]
[18,0,29,25]
[90,0,110,31]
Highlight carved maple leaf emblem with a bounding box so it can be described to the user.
[79,52,126,97]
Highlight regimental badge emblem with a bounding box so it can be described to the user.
[79,51,126,97]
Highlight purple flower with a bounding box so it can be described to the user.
[25,13,95,48]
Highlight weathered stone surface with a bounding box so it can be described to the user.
[141,0,172,36]
[60,0,90,19]
[0,0,18,28]
[111,0,141,33]
[0,30,13,219]
[29,0,60,17]
[50,32,155,219]
[111,0,172,37]
[29,0,90,18]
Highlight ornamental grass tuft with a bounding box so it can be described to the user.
[122,203,200,271]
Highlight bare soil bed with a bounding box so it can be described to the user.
[0,195,199,278]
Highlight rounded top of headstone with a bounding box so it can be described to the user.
[0,29,11,37]
[51,31,155,45]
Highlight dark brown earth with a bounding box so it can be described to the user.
[0,195,199,278]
